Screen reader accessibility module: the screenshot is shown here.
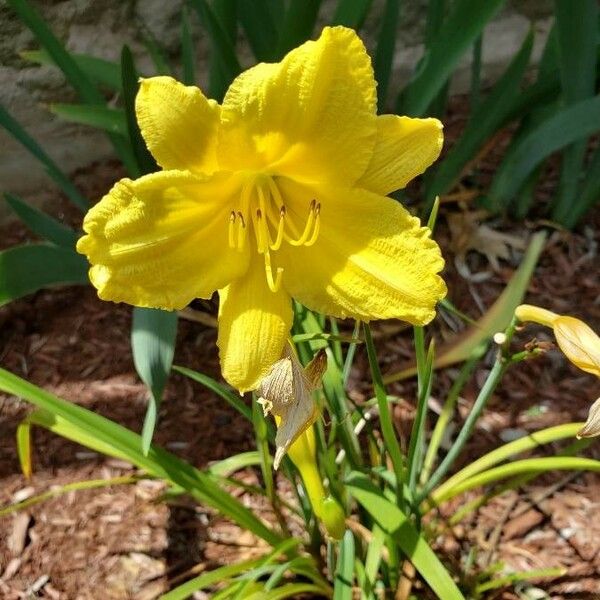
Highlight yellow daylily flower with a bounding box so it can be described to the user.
[77,26,447,392]
[515,304,600,437]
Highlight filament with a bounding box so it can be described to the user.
[264,249,283,292]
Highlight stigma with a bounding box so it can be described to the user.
[228,176,321,293]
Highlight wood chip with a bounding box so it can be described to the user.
[8,513,31,556]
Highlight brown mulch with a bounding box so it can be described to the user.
[1,130,599,597]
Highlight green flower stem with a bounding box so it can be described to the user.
[342,320,362,386]
[420,344,486,485]
[364,323,406,509]
[417,317,520,505]
[407,330,434,498]
[416,355,508,504]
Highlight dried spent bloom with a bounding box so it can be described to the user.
[77,26,446,393]
[257,346,327,469]
[515,304,600,437]
[578,397,600,438]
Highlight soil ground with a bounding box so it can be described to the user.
[1,105,599,599]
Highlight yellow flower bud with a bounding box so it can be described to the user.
[552,316,600,378]
[516,304,600,437]
[514,304,559,328]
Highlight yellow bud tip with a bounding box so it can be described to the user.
[515,304,558,328]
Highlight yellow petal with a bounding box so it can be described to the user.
[357,115,444,196]
[136,76,220,173]
[218,26,377,185]
[217,254,293,392]
[278,179,446,324]
[77,170,248,310]
[553,316,600,377]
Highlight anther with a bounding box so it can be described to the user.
[228,211,236,248]
[236,211,247,250]
[305,203,321,247]
[289,199,317,246]
[270,206,286,251]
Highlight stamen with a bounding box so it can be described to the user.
[270,206,285,251]
[304,203,321,247]
[264,249,283,292]
[254,209,265,253]
[236,211,246,250]
[257,186,276,250]
[289,199,317,246]
[228,211,236,248]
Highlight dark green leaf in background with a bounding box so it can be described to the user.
[399,0,506,116]
[190,0,242,101]
[7,0,137,174]
[238,0,280,61]
[331,0,372,29]
[0,104,88,210]
[551,0,599,225]
[424,30,534,207]
[373,0,400,112]
[21,49,123,91]
[0,244,89,307]
[120,45,158,177]
[181,5,196,85]
[276,0,321,59]
[4,193,79,248]
[50,104,127,136]
[488,95,600,210]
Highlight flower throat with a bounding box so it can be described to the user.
[228,176,321,292]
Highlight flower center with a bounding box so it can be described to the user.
[228,176,321,292]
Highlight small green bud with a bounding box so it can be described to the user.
[320,496,346,540]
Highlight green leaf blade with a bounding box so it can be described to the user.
[426,30,534,204]
[400,0,506,116]
[4,193,79,248]
[0,104,88,210]
[346,473,465,600]
[0,244,89,307]
[333,530,355,600]
[488,95,600,209]
[131,308,178,455]
[50,103,127,136]
[0,367,283,547]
